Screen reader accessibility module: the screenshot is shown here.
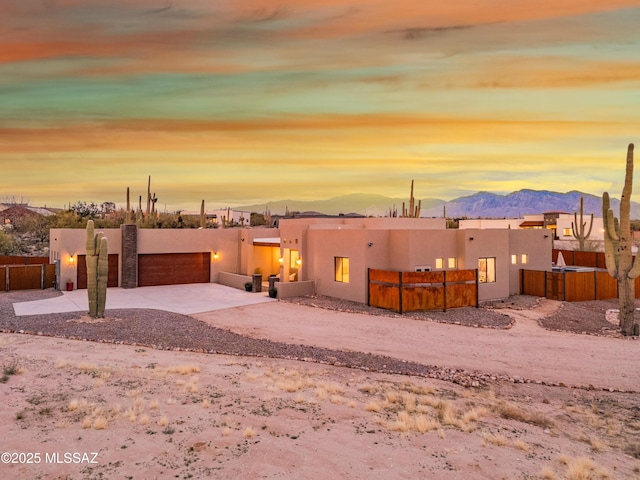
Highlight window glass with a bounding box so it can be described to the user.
[335,257,349,283]
[478,257,496,283]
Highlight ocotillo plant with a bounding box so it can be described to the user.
[603,143,640,336]
[86,220,109,318]
[571,196,593,251]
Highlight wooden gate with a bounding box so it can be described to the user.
[0,264,56,291]
[368,268,478,313]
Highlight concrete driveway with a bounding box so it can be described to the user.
[13,283,275,316]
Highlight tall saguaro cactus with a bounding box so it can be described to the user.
[571,196,594,251]
[603,143,640,336]
[86,220,109,318]
[200,199,206,229]
[402,180,422,218]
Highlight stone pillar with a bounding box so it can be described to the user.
[121,224,138,288]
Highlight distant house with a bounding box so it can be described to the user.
[1,205,54,228]
[460,212,605,251]
[178,208,251,227]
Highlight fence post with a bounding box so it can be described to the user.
[367,268,370,307]
[475,268,479,308]
[398,271,403,314]
[443,270,447,312]
[5,266,10,292]
[41,264,45,290]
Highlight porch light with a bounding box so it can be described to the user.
[296,258,302,266]
[68,255,75,266]
[213,252,219,260]
[278,257,284,264]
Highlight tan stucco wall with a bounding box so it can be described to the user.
[50,227,279,287]
[50,228,123,287]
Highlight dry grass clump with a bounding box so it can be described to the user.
[166,364,201,375]
[158,416,169,427]
[221,426,232,437]
[93,416,108,430]
[481,431,508,447]
[539,466,557,479]
[364,383,486,434]
[497,401,553,429]
[549,456,612,480]
[243,427,255,438]
[56,359,72,369]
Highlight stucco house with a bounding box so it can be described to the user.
[50,216,551,305]
[460,213,606,251]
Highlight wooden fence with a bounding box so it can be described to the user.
[368,268,478,313]
[553,249,610,269]
[520,269,635,302]
[0,264,56,291]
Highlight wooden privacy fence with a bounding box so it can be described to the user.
[0,264,56,291]
[368,268,478,313]
[553,249,612,270]
[520,269,635,302]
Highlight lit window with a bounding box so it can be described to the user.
[563,228,572,236]
[335,257,349,283]
[511,254,518,265]
[290,250,299,269]
[435,258,444,269]
[478,257,496,283]
[521,254,528,264]
[447,257,457,269]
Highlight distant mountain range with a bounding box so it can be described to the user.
[238,189,640,219]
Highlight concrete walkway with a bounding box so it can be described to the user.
[13,283,275,316]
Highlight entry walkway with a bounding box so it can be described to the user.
[13,283,275,316]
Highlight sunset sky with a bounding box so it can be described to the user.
[1,0,640,211]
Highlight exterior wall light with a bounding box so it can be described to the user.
[296,258,302,266]
[213,252,219,260]
[68,255,75,265]
[278,257,284,264]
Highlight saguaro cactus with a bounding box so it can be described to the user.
[603,143,640,336]
[571,196,593,251]
[402,180,422,218]
[200,199,206,229]
[86,220,109,318]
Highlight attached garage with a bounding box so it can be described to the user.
[138,253,210,287]
[77,254,120,289]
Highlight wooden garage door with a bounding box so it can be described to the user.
[77,254,120,289]
[138,253,210,287]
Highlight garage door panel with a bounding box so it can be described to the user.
[138,253,210,287]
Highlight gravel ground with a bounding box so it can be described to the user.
[0,289,632,388]
[0,290,499,387]
[280,294,518,329]
[283,294,635,337]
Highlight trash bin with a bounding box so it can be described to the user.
[252,273,262,293]
[268,274,279,291]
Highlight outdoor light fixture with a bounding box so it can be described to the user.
[367,242,373,247]
[213,252,219,260]
[296,258,302,266]
[278,257,284,264]
[68,255,75,265]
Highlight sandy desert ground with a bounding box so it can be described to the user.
[0,295,639,479]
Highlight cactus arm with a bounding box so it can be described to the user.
[96,236,108,317]
[584,213,594,239]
